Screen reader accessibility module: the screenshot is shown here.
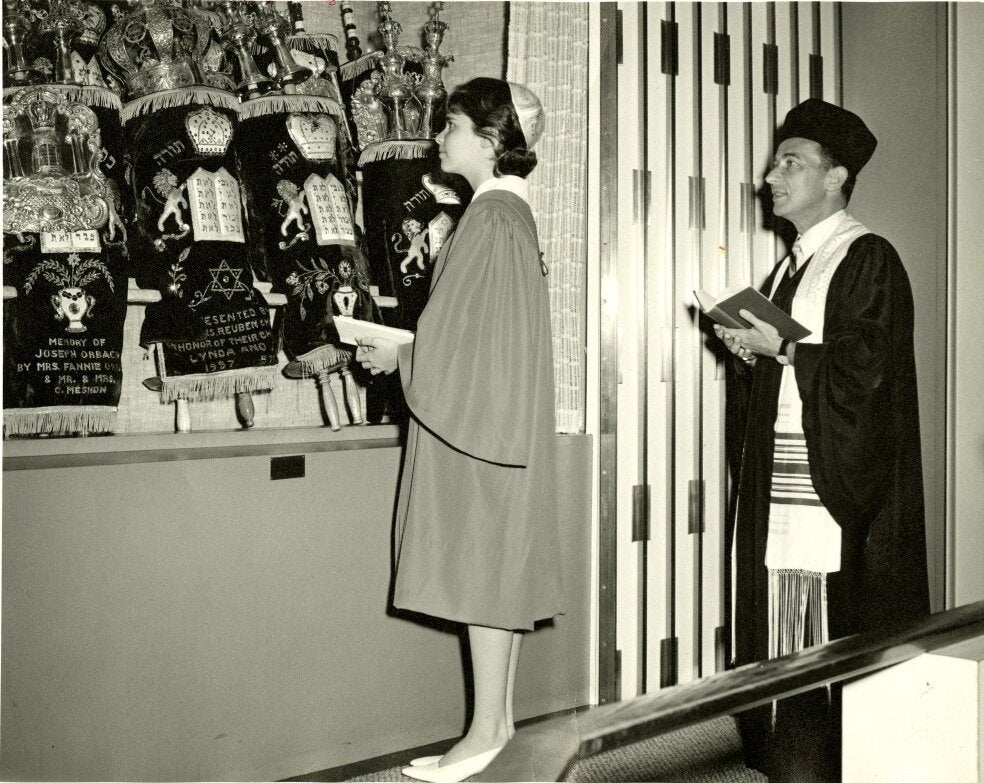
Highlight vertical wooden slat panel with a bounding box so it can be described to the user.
[818,1,840,104]
[633,5,651,697]
[671,1,697,686]
[775,2,797,120]
[688,0,710,681]
[614,0,644,702]
[659,0,681,691]
[597,1,620,707]
[697,1,727,678]
[746,3,771,284]
[644,0,671,696]
[796,2,815,110]
[613,0,838,694]
[787,1,800,107]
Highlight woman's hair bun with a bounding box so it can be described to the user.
[495,147,538,178]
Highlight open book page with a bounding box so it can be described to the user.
[334,316,415,346]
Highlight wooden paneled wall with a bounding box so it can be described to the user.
[606,1,840,700]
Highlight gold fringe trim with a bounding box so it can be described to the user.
[238,93,346,124]
[3,405,117,436]
[3,84,122,112]
[292,344,352,378]
[121,87,239,125]
[288,33,339,53]
[358,139,436,166]
[158,365,278,403]
[339,53,379,83]
[251,33,339,56]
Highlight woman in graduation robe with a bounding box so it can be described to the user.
[357,77,561,783]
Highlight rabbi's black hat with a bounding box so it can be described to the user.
[775,98,877,176]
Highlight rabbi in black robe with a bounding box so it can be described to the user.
[716,99,929,783]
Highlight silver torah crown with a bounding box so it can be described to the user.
[3,87,113,236]
[349,2,451,149]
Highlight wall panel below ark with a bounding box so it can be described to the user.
[0,432,592,782]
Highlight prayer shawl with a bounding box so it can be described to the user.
[358,141,468,331]
[127,101,278,402]
[236,94,378,377]
[764,213,870,658]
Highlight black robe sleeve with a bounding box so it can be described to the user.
[794,235,913,531]
[794,234,928,627]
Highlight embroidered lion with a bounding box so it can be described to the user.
[276,179,309,236]
[398,218,428,274]
[152,169,188,233]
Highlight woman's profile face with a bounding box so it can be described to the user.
[435,110,490,179]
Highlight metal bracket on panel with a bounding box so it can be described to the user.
[660,636,679,688]
[763,43,779,95]
[809,53,823,99]
[603,648,621,705]
[688,176,706,231]
[644,169,652,227]
[632,484,651,542]
[660,326,674,384]
[661,19,678,76]
[616,9,623,65]
[739,182,756,233]
[688,479,705,535]
[715,625,727,673]
[713,32,730,86]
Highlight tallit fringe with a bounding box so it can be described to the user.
[294,344,352,378]
[159,366,277,403]
[339,53,379,82]
[768,568,831,727]
[121,87,239,124]
[3,84,122,111]
[3,406,117,436]
[358,139,435,166]
[238,93,346,123]
[767,568,829,660]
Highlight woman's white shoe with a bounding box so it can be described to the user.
[401,746,503,783]
[409,755,442,767]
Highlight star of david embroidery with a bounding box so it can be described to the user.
[206,260,249,300]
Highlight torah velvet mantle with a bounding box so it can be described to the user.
[3,237,128,436]
[129,103,277,401]
[359,143,468,331]
[2,85,129,437]
[236,98,378,374]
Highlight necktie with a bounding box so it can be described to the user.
[789,239,804,276]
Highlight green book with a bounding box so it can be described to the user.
[694,285,812,341]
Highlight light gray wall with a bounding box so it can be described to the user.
[949,4,984,606]
[840,2,948,609]
[1,433,592,781]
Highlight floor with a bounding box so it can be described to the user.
[283,712,765,783]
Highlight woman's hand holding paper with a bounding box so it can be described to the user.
[356,337,399,375]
